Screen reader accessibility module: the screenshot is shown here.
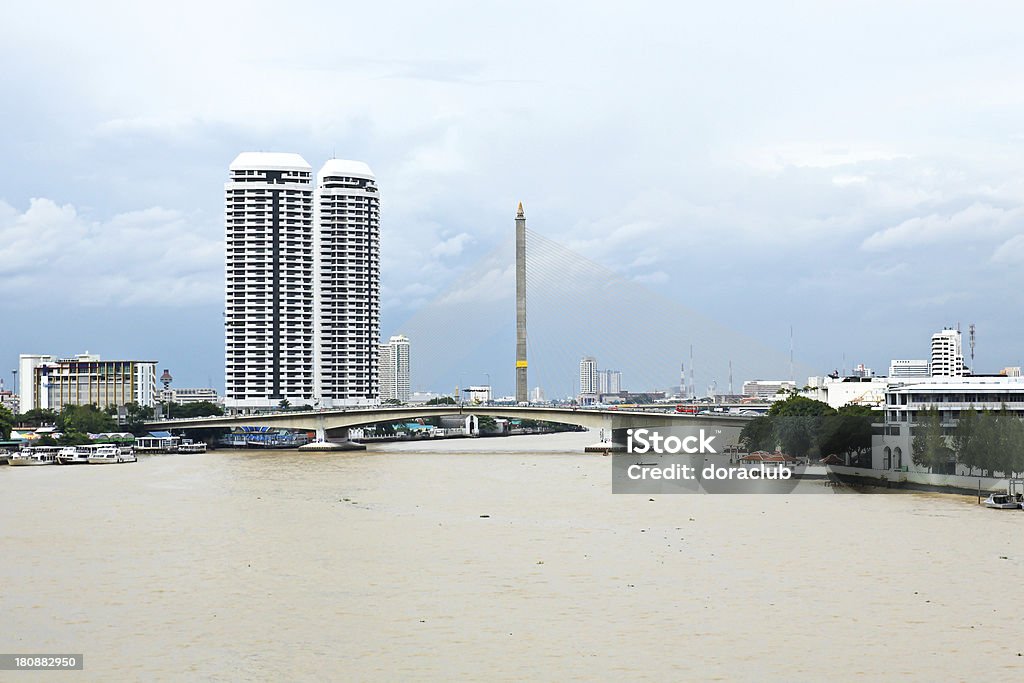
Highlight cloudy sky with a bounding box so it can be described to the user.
[2,1,1024,395]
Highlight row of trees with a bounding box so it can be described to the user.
[912,407,1024,477]
[740,396,874,463]
[1,401,225,445]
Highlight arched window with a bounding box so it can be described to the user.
[893,447,902,470]
[883,446,892,470]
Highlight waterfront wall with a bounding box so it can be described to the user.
[828,464,1014,495]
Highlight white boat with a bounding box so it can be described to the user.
[9,446,61,466]
[57,446,91,465]
[177,441,207,454]
[86,445,137,464]
[983,493,1021,509]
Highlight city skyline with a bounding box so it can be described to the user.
[3,3,1024,392]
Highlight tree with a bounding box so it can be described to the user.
[59,404,116,435]
[740,416,776,452]
[952,407,978,473]
[767,396,836,458]
[16,408,57,428]
[0,404,13,440]
[171,401,224,419]
[278,398,291,411]
[383,399,403,406]
[912,408,953,473]
[819,405,876,465]
[426,396,456,406]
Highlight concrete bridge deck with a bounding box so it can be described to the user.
[146,405,753,434]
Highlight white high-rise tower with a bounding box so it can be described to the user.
[224,153,381,412]
[930,328,965,377]
[379,334,410,403]
[225,153,314,411]
[315,160,381,406]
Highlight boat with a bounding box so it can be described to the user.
[983,493,1022,509]
[9,446,61,466]
[86,445,137,464]
[57,446,91,465]
[177,440,207,454]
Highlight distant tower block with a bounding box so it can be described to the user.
[515,201,528,403]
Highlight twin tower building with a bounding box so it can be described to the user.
[224,152,384,412]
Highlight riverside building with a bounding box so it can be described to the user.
[18,353,157,412]
[225,153,380,412]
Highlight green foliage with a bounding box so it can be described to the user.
[0,404,13,440]
[277,398,291,410]
[16,408,57,427]
[57,430,93,446]
[819,405,875,464]
[170,401,224,419]
[383,399,403,406]
[767,396,836,418]
[739,416,776,452]
[766,396,836,458]
[954,406,1024,477]
[425,396,456,405]
[58,404,116,435]
[912,407,954,473]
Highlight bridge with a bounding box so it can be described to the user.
[145,405,752,451]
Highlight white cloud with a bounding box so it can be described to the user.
[430,232,473,258]
[0,198,222,307]
[861,203,1024,251]
[992,234,1024,265]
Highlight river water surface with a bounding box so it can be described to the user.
[2,431,1022,681]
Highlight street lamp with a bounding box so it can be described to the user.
[484,373,491,404]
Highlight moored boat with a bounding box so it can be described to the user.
[177,440,207,454]
[983,492,1022,509]
[9,446,61,466]
[57,446,91,465]
[86,445,137,464]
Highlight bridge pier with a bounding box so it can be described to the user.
[297,425,366,452]
[584,426,629,453]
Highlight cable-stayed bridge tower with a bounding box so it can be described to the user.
[515,201,528,403]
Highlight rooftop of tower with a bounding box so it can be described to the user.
[229,152,312,171]
[318,159,375,181]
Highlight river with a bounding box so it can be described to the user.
[2,430,1022,681]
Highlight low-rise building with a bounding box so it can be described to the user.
[872,376,1024,473]
[741,380,796,400]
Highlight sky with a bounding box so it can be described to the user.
[2,1,1024,396]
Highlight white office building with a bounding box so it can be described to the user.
[598,370,622,395]
[889,359,931,378]
[379,334,410,403]
[225,153,380,412]
[741,380,796,400]
[930,328,965,377]
[579,356,598,404]
[18,353,157,412]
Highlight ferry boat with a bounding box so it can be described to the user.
[177,440,207,454]
[86,445,137,464]
[57,446,91,465]
[9,446,61,466]
[983,492,1022,509]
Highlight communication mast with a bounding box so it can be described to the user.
[969,323,976,367]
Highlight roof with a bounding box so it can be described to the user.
[318,159,375,181]
[229,152,311,172]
